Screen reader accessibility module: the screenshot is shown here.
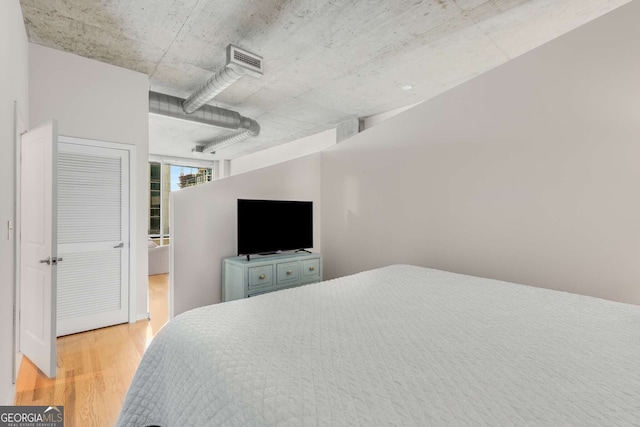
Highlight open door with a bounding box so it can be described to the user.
[19,120,58,378]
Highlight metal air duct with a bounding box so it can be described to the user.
[149,91,248,130]
[182,45,263,114]
[201,119,260,154]
[149,91,261,153]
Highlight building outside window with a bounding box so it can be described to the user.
[148,160,213,246]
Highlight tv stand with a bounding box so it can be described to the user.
[222,252,322,302]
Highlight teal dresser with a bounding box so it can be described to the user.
[222,252,322,302]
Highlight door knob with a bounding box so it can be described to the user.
[39,257,51,265]
[114,242,124,248]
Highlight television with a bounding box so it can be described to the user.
[237,199,313,256]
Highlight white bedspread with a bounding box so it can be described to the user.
[118,265,640,426]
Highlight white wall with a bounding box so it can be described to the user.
[29,44,150,319]
[172,153,321,315]
[228,107,424,178]
[321,2,640,305]
[230,129,336,176]
[0,0,28,405]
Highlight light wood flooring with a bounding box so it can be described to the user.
[14,274,169,427]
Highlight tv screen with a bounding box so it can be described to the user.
[237,199,313,255]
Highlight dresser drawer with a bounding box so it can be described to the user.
[276,261,299,285]
[222,253,322,302]
[248,265,273,288]
[301,259,320,281]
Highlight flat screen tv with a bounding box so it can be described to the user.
[237,199,313,256]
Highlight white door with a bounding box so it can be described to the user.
[56,140,130,336]
[20,121,58,378]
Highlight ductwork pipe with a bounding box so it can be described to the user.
[202,119,260,153]
[182,67,244,114]
[149,91,261,153]
[149,91,246,130]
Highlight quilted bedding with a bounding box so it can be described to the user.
[118,265,640,426]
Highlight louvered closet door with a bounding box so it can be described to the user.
[56,142,129,336]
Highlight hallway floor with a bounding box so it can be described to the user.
[14,274,169,427]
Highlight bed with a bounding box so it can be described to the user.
[118,265,640,426]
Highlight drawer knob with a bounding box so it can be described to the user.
[309,266,315,271]
[259,274,266,280]
[286,270,293,275]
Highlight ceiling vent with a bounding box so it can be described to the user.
[227,45,263,77]
[182,44,263,114]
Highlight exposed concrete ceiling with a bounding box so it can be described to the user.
[20,0,630,161]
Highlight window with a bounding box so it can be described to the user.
[149,163,162,236]
[148,160,213,245]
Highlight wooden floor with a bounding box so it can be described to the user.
[14,274,169,427]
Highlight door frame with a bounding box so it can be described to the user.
[14,135,138,375]
[13,101,27,383]
[56,135,138,325]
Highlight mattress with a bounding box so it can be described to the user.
[118,265,640,426]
